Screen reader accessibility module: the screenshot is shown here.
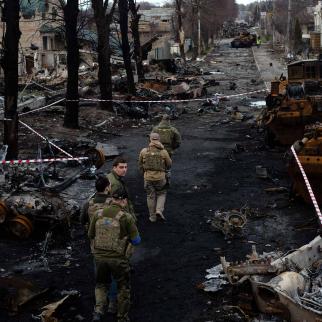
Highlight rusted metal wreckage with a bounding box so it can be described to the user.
[259,59,322,146]
[202,237,322,321]
[0,146,105,239]
[288,125,322,204]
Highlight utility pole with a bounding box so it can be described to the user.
[286,0,292,55]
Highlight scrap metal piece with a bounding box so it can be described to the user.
[40,293,79,322]
[211,209,247,237]
[8,214,33,239]
[0,276,48,313]
[0,201,9,223]
[84,148,105,169]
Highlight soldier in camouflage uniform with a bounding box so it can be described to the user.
[152,114,181,157]
[80,176,111,228]
[80,176,118,314]
[88,188,141,322]
[138,132,172,222]
[107,157,136,219]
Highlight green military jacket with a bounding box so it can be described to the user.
[152,120,181,155]
[88,203,139,260]
[107,170,135,217]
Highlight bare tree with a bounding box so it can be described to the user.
[119,0,135,94]
[91,0,117,110]
[2,0,21,159]
[63,0,80,128]
[129,0,144,80]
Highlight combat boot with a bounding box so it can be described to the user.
[92,311,103,321]
[156,211,166,221]
[149,214,157,222]
[108,299,117,314]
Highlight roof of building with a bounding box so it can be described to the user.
[21,0,46,17]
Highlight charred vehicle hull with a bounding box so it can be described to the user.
[259,60,322,146]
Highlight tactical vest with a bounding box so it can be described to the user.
[143,148,165,171]
[94,211,128,255]
[155,127,172,146]
[88,198,110,221]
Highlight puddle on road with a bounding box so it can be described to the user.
[209,71,224,75]
[250,100,266,108]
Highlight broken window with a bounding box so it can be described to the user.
[43,36,48,50]
[305,65,316,79]
[288,65,303,79]
[59,54,67,65]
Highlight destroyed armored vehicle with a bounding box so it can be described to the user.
[259,59,322,145]
[288,126,322,204]
[0,193,79,239]
[230,31,257,48]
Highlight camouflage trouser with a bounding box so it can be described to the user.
[144,178,167,219]
[94,257,130,322]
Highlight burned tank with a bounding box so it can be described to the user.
[288,126,322,204]
[259,59,322,146]
[231,31,257,48]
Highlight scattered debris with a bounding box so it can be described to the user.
[210,209,247,238]
[40,293,79,322]
[202,237,322,321]
[256,166,268,179]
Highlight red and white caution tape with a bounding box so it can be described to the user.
[291,145,322,227]
[19,120,74,158]
[12,89,268,118]
[65,89,267,104]
[1,156,88,165]
[19,98,65,116]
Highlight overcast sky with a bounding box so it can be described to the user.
[236,0,256,4]
[147,0,257,5]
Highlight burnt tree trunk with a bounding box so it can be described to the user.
[176,0,186,62]
[2,0,21,159]
[63,0,79,128]
[118,0,135,94]
[92,0,114,111]
[129,0,144,81]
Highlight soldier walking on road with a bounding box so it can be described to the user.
[138,133,172,222]
[152,114,181,157]
[88,188,141,322]
[107,157,136,219]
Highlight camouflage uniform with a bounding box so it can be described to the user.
[88,203,140,322]
[152,118,181,156]
[138,138,172,221]
[107,171,135,218]
[80,193,112,228]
